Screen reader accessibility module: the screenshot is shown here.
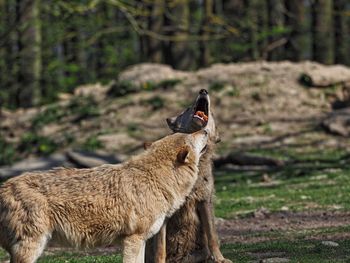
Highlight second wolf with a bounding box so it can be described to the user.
[147,89,231,262]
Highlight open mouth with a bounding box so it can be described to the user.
[193,96,209,127]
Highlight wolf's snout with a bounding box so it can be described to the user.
[199,89,208,95]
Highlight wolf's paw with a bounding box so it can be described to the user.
[214,258,232,263]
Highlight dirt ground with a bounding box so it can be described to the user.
[217,210,350,244]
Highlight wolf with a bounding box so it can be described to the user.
[146,89,231,263]
[0,130,208,263]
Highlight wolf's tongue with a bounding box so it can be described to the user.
[194,111,208,122]
[193,111,208,127]
[193,115,205,126]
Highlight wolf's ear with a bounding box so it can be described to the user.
[166,116,177,128]
[177,146,190,164]
[143,141,153,150]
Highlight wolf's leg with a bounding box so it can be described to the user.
[182,247,211,263]
[136,240,146,263]
[198,201,232,263]
[123,235,145,263]
[154,223,166,263]
[10,235,49,263]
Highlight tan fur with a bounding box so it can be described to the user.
[165,131,227,263]
[167,130,230,262]
[146,90,231,263]
[0,131,208,263]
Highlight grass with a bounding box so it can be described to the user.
[32,97,100,128]
[18,132,58,156]
[0,250,122,263]
[222,239,350,262]
[143,95,165,110]
[81,135,103,151]
[214,148,350,218]
[38,253,122,263]
[0,137,16,165]
[108,79,181,98]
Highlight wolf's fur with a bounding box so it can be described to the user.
[0,131,208,263]
[147,90,230,263]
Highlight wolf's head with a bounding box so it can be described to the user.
[146,129,209,166]
[166,89,219,143]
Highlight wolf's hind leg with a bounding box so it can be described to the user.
[10,235,49,263]
[182,248,211,263]
[198,201,232,263]
[154,223,167,263]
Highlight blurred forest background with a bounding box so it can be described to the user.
[0,0,349,109]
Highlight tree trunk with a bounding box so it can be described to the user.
[199,0,213,67]
[2,0,15,108]
[257,0,268,56]
[0,1,5,96]
[312,0,333,64]
[63,20,86,90]
[267,0,284,60]
[333,0,348,65]
[245,0,259,60]
[17,0,42,107]
[223,0,245,20]
[95,3,113,79]
[285,0,306,61]
[147,0,164,63]
[167,0,192,69]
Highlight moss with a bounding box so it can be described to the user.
[209,81,225,92]
[108,80,139,97]
[144,96,165,110]
[0,138,16,165]
[19,132,58,155]
[299,73,313,87]
[81,135,103,151]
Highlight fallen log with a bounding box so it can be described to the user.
[65,150,121,168]
[299,64,350,87]
[214,152,285,168]
[322,108,350,137]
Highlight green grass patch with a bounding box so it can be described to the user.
[19,132,58,156]
[67,97,100,121]
[143,96,165,110]
[38,253,122,263]
[32,97,100,128]
[209,81,226,92]
[32,104,65,127]
[245,147,347,163]
[0,137,16,165]
[108,80,139,97]
[108,79,181,98]
[0,248,8,261]
[81,135,103,151]
[214,153,350,218]
[222,239,350,262]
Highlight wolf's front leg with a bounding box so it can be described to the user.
[198,201,232,263]
[123,235,146,263]
[154,223,167,263]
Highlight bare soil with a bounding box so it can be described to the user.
[217,210,350,244]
